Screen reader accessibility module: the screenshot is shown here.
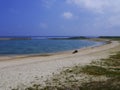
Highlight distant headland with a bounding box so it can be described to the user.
[0,36,120,40]
[0,36,31,40]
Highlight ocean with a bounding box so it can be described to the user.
[0,39,103,55]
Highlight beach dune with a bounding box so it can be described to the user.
[0,41,120,90]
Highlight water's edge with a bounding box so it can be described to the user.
[0,39,106,61]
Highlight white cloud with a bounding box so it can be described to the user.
[66,0,120,14]
[42,0,56,8]
[40,23,48,29]
[62,12,73,19]
[66,0,120,28]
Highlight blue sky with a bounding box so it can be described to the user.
[0,0,120,36]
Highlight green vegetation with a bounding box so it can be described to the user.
[91,52,120,67]
[68,36,88,39]
[99,36,120,40]
[12,51,120,90]
[79,77,120,90]
[49,36,88,40]
[80,65,120,77]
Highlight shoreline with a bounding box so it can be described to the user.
[0,39,119,90]
[0,39,105,61]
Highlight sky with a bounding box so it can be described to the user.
[0,0,120,36]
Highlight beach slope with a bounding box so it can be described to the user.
[0,41,120,90]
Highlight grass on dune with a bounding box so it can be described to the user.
[80,65,120,77]
[12,51,120,90]
[91,52,120,70]
[79,77,120,90]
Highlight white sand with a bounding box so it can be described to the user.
[0,41,120,90]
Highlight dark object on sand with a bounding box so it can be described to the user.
[72,50,78,54]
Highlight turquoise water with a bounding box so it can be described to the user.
[0,39,103,55]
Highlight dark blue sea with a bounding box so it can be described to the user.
[0,39,103,55]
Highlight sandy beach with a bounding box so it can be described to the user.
[0,40,120,90]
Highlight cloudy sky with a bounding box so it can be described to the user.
[0,0,120,36]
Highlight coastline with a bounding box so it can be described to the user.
[0,39,104,61]
[0,39,120,90]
